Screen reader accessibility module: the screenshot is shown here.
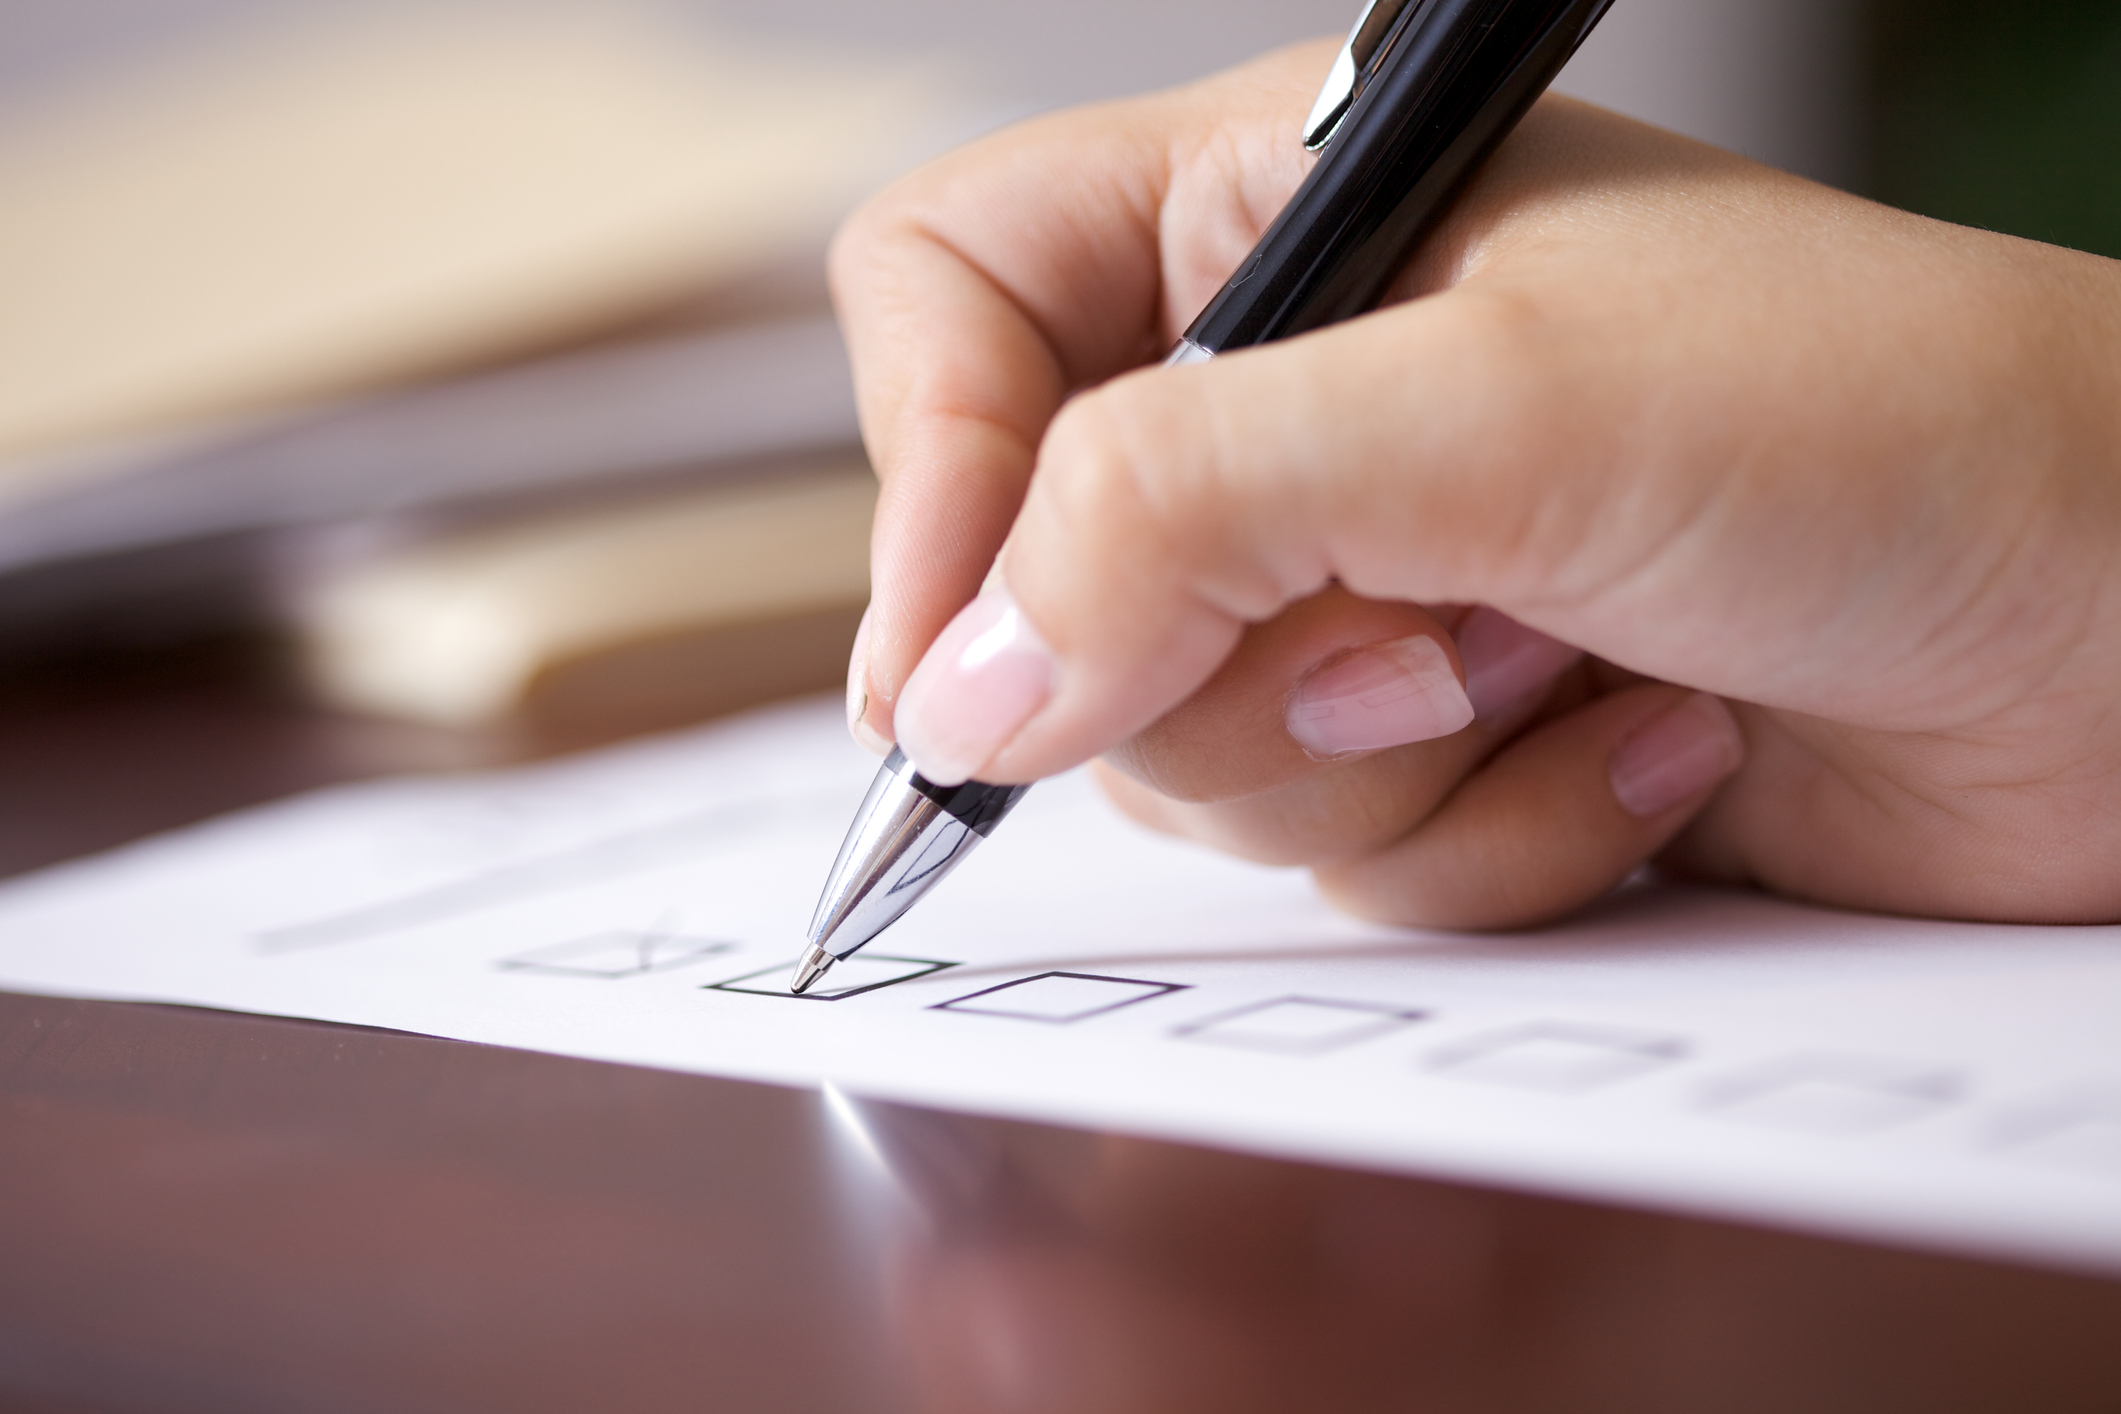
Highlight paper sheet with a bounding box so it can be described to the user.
[0,697,2116,1275]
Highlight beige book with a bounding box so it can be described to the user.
[0,6,935,504]
[298,461,876,734]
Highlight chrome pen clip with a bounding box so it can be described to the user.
[1302,0,1420,151]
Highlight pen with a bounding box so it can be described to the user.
[794,0,1618,994]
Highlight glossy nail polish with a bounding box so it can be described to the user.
[1457,607,1582,722]
[1287,635,1475,758]
[1610,692,1746,817]
[894,589,1055,787]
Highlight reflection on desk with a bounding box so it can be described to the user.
[2,990,2118,1414]
[0,648,2118,1412]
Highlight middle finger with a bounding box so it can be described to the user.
[1098,590,1583,866]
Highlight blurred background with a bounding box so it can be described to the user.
[4,9,2121,1408]
[1,0,2118,859]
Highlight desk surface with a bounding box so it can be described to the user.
[3,648,2119,1414]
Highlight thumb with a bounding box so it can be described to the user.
[892,289,1661,786]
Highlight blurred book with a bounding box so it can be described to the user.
[294,458,876,739]
[0,1,995,727]
[0,3,945,481]
[0,312,865,657]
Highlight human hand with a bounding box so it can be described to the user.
[831,41,2121,927]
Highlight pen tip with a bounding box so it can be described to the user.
[791,943,835,995]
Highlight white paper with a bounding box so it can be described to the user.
[1,697,2117,1274]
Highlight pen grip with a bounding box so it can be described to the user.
[907,770,1034,838]
[1182,0,1614,354]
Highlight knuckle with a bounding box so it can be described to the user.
[826,181,911,292]
[824,209,879,299]
[826,158,965,303]
[1437,283,1566,406]
[1042,374,1288,623]
[1038,385,1173,552]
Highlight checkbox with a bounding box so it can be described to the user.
[936,972,1189,1024]
[1988,1085,2121,1180]
[1174,996,1428,1056]
[498,931,735,978]
[708,954,956,1001]
[1430,1023,1688,1094]
[1703,1054,1963,1137]
[2001,1112,2121,1179]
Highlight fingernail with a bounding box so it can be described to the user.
[894,587,1054,787]
[845,606,892,756]
[1457,607,1582,722]
[1286,635,1475,758]
[1610,692,1746,817]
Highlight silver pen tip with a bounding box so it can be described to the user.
[790,943,836,995]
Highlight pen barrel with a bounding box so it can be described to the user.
[807,750,1033,961]
[906,771,1035,838]
[1182,0,1613,354]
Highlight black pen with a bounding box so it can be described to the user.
[794,0,1618,994]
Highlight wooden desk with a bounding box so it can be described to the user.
[4,647,2119,1414]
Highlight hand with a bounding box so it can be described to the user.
[830,41,2121,927]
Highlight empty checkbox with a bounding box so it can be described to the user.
[936,972,1189,1023]
[1703,1054,1963,1137]
[498,930,735,978]
[1175,997,1429,1056]
[1429,1023,1688,1094]
[1988,1087,2121,1180]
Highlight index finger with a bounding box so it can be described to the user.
[828,41,1332,747]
